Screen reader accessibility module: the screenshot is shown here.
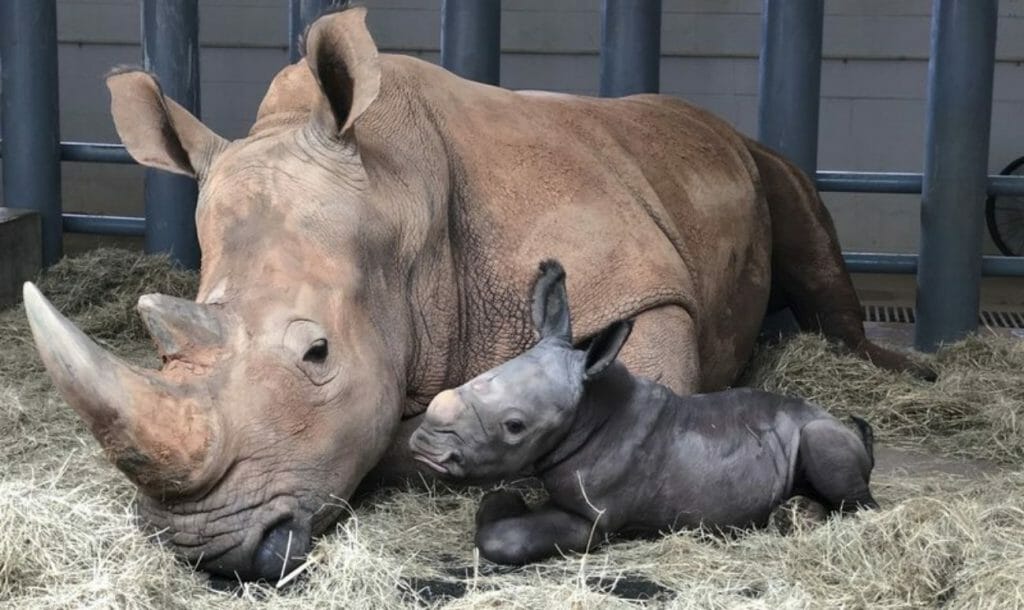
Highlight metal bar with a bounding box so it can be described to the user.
[756,0,825,177]
[915,0,998,351]
[62,214,146,237]
[441,0,501,85]
[815,172,923,194]
[599,0,662,97]
[1,0,63,266]
[289,0,332,62]
[844,252,1024,277]
[141,0,201,269]
[11,139,1024,197]
[60,142,136,164]
[815,171,1024,196]
[987,175,1024,197]
[0,140,136,164]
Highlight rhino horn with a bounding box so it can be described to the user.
[137,294,223,359]
[23,282,220,497]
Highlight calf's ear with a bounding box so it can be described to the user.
[583,320,633,380]
[531,260,572,342]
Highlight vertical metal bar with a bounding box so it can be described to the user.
[915,0,998,351]
[289,0,332,63]
[0,0,63,266]
[441,0,501,85]
[599,0,662,97]
[141,0,200,269]
[289,0,303,63]
[756,0,825,177]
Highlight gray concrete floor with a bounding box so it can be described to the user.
[873,445,1004,479]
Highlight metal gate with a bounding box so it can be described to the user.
[1,0,1023,351]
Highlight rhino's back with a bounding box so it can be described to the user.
[408,58,771,375]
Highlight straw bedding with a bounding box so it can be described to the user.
[2,248,1023,608]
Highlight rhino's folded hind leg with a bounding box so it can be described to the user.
[795,419,879,514]
[746,139,936,381]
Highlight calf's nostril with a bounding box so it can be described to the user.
[447,450,464,465]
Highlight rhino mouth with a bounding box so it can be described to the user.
[412,453,452,474]
[408,434,463,476]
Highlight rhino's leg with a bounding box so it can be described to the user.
[615,305,701,394]
[746,140,936,381]
[474,503,599,565]
[796,419,878,514]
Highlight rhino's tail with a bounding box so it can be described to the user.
[849,415,875,470]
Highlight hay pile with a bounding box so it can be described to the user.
[2,248,1024,608]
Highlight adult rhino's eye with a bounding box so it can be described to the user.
[504,419,525,435]
[303,339,328,364]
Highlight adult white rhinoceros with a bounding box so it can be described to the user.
[22,6,927,582]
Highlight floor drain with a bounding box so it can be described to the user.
[862,304,1024,329]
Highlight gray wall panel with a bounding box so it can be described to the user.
[0,0,1021,257]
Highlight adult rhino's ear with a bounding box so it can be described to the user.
[532,260,572,342]
[106,69,227,179]
[304,7,381,139]
[583,320,633,381]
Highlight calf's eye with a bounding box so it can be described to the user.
[504,419,525,435]
[303,338,329,363]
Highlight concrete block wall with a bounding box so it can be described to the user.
[1,0,1023,256]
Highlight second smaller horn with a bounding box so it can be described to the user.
[137,294,224,359]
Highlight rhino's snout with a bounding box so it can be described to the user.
[250,517,310,583]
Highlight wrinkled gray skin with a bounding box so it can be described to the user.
[410,260,878,565]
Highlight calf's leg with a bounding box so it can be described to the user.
[796,419,879,513]
[475,504,600,565]
[475,490,531,527]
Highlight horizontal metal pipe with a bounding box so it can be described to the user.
[816,171,1024,196]
[987,175,1024,197]
[815,172,922,194]
[62,213,145,236]
[60,142,135,164]
[13,143,1024,199]
[844,252,1024,277]
[0,140,136,164]
[59,216,1024,277]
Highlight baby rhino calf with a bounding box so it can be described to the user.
[409,260,878,565]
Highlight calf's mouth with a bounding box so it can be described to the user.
[409,429,465,476]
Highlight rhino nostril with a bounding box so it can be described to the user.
[446,450,464,465]
[252,518,309,583]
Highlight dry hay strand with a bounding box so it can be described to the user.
[743,333,1024,465]
[3,248,1024,608]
